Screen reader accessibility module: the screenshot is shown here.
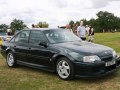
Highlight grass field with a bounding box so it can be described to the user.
[0,33,120,90]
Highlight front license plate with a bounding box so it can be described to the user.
[106,60,116,67]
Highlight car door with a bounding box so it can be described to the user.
[14,30,30,62]
[27,30,52,67]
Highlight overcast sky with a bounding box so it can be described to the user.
[0,0,120,28]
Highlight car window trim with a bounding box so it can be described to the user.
[14,30,30,44]
[28,30,50,46]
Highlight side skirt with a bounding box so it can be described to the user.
[16,60,55,72]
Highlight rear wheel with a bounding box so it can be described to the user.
[6,51,17,67]
[56,57,74,80]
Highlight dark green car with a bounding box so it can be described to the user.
[1,29,120,80]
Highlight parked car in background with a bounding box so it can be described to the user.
[0,32,7,36]
[0,32,12,46]
[1,29,120,80]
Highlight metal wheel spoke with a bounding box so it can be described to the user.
[64,65,69,70]
[62,61,66,67]
[61,70,65,75]
[64,69,69,76]
[59,65,62,70]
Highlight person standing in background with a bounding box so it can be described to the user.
[7,29,12,36]
[86,25,90,34]
[32,24,35,28]
[73,24,78,35]
[77,20,86,41]
[88,26,94,42]
[66,24,73,33]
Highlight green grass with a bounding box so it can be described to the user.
[94,32,120,53]
[0,33,120,90]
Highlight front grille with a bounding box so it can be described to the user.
[101,56,113,62]
[99,50,112,56]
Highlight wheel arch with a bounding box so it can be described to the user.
[6,47,15,55]
[54,55,67,64]
[52,54,74,69]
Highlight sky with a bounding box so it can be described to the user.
[0,0,120,28]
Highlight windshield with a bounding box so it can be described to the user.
[43,29,81,43]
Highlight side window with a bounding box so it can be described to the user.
[29,31,47,45]
[15,30,30,44]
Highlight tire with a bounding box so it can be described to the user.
[56,57,74,80]
[6,51,17,67]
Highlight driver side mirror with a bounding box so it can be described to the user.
[38,42,48,48]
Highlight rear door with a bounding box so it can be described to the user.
[14,30,30,62]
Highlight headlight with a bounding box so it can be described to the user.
[69,52,101,63]
[112,50,117,58]
[83,55,101,63]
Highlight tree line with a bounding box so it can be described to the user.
[0,19,49,34]
[69,11,120,32]
[0,11,120,33]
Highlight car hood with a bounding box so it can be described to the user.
[53,41,113,56]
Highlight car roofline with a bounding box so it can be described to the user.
[21,28,67,31]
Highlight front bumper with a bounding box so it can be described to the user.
[74,56,120,77]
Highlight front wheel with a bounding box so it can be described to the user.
[6,51,17,67]
[56,57,74,80]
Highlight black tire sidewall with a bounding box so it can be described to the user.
[56,57,74,80]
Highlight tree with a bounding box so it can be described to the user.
[110,16,120,30]
[68,11,120,32]
[0,24,9,32]
[96,11,116,32]
[82,19,89,26]
[10,19,27,32]
[75,21,80,26]
[34,21,49,28]
[69,20,74,29]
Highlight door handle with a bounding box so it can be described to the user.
[29,47,31,50]
[14,45,16,48]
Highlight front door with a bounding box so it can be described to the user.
[27,30,52,67]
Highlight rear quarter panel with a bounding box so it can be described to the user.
[0,41,13,58]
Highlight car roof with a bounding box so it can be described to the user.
[23,28,66,31]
